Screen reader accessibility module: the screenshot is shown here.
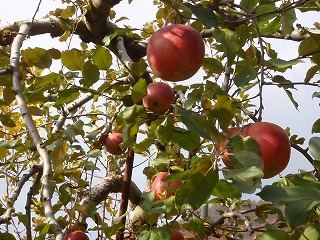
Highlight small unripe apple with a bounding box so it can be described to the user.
[147,24,205,82]
[142,82,175,114]
[171,229,185,240]
[64,231,89,240]
[221,122,291,179]
[104,133,125,155]
[151,172,183,200]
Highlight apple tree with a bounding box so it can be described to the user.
[0,0,320,239]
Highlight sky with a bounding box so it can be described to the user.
[1,0,320,225]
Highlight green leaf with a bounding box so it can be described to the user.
[233,66,257,88]
[285,89,299,110]
[102,28,129,46]
[56,86,80,105]
[299,34,320,57]
[212,179,242,199]
[61,49,85,70]
[255,229,290,240]
[312,118,320,133]
[203,58,224,74]
[0,115,16,127]
[309,137,320,160]
[135,137,155,153]
[241,0,259,11]
[131,78,147,103]
[210,95,238,132]
[0,232,16,240]
[59,183,72,206]
[139,227,171,240]
[91,46,112,70]
[22,47,52,69]
[268,58,302,69]
[259,17,281,35]
[280,2,296,38]
[3,86,15,104]
[273,75,295,89]
[183,3,218,28]
[298,223,320,240]
[171,127,201,152]
[223,166,263,193]
[212,28,240,64]
[304,65,320,83]
[81,61,100,87]
[156,114,173,146]
[256,4,277,22]
[175,105,218,141]
[87,149,102,158]
[121,105,146,123]
[175,170,218,212]
[131,59,147,77]
[285,200,319,229]
[257,185,320,202]
[60,5,76,19]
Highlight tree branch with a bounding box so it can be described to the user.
[10,23,63,239]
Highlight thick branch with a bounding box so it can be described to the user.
[81,174,141,205]
[10,24,63,239]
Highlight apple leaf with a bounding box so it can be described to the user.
[91,46,112,70]
[233,65,257,88]
[299,33,320,57]
[183,3,218,28]
[156,114,173,146]
[171,127,200,152]
[138,227,171,240]
[255,229,290,240]
[131,78,147,103]
[241,0,258,11]
[212,179,242,199]
[285,89,299,110]
[297,224,320,240]
[304,65,320,83]
[285,200,320,229]
[175,169,218,212]
[312,118,320,133]
[175,105,219,142]
[309,137,320,160]
[22,47,52,69]
[223,166,263,194]
[56,86,80,106]
[81,61,100,87]
[131,59,147,77]
[268,58,302,69]
[203,58,224,74]
[0,233,17,240]
[210,95,239,132]
[121,105,146,123]
[280,2,296,38]
[257,185,320,202]
[61,49,85,70]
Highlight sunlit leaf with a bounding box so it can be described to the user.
[309,137,320,160]
[298,224,320,240]
[22,47,52,69]
[92,46,112,70]
[81,61,100,87]
[131,78,147,103]
[171,127,200,152]
[183,3,218,28]
[61,49,85,70]
[255,229,290,240]
[156,114,173,146]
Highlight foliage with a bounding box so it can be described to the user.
[0,0,320,239]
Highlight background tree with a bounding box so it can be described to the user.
[0,0,320,239]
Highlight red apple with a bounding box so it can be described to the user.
[147,24,205,82]
[64,231,89,240]
[171,229,185,240]
[104,133,125,155]
[151,172,183,200]
[142,82,175,114]
[221,122,291,179]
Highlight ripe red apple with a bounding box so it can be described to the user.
[171,229,185,240]
[221,122,291,179]
[142,82,175,114]
[151,172,183,200]
[64,231,89,240]
[147,24,205,82]
[104,133,125,155]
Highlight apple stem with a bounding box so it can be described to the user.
[116,147,135,240]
